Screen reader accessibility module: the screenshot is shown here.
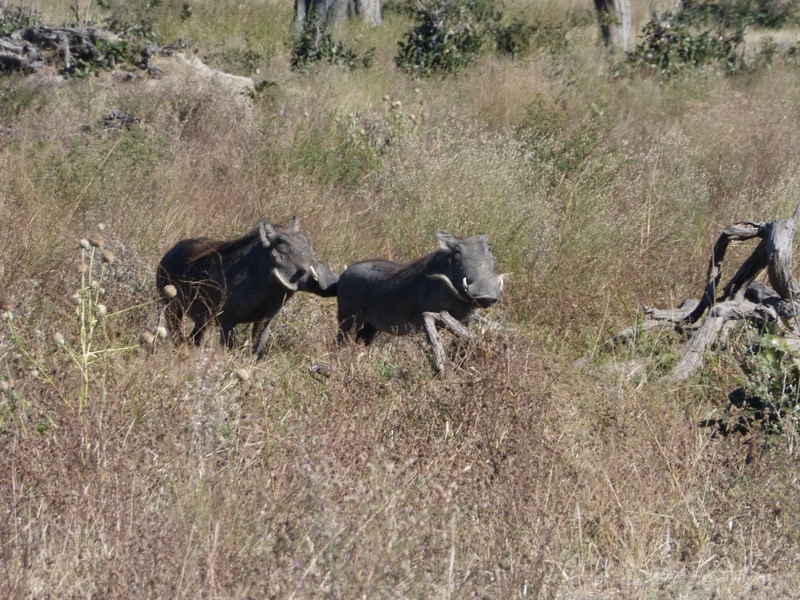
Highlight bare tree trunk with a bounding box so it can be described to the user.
[594,0,631,51]
[294,0,380,31]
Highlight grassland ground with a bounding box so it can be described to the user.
[2,0,800,597]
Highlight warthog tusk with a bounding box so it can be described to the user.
[309,265,319,282]
[498,272,511,290]
[273,269,299,291]
[462,277,469,292]
[428,273,468,301]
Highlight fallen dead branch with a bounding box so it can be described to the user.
[611,202,800,380]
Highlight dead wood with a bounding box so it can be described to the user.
[423,310,475,375]
[612,202,800,380]
[0,25,186,75]
[0,26,121,73]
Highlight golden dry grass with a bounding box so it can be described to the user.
[2,1,800,598]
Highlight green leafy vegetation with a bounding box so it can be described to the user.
[628,0,800,76]
[395,0,500,76]
[291,22,374,71]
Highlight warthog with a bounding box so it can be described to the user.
[157,217,338,358]
[337,230,504,371]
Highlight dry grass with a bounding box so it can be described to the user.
[3,0,800,597]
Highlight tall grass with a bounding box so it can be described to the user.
[2,0,800,597]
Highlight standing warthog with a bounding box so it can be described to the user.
[337,230,504,371]
[157,217,338,358]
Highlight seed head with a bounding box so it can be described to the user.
[0,299,11,311]
[163,285,178,299]
[96,304,107,318]
[0,380,8,393]
[382,95,390,102]
[235,368,251,382]
[79,239,91,250]
[77,260,88,273]
[71,292,82,305]
[90,280,100,290]
[155,326,168,339]
[88,234,104,249]
[53,331,65,345]
[140,331,156,346]
[97,223,107,231]
[101,250,115,264]
[391,101,402,110]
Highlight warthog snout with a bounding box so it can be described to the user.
[297,262,338,297]
[463,275,503,308]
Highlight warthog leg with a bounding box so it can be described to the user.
[164,303,186,342]
[252,319,272,360]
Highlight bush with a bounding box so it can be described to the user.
[395,0,500,76]
[627,6,745,76]
[707,332,800,434]
[0,5,36,36]
[291,22,374,72]
[628,0,800,76]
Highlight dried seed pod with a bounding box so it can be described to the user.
[162,285,178,299]
[88,234,104,248]
[101,250,115,264]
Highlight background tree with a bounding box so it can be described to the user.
[593,0,631,51]
[294,0,381,30]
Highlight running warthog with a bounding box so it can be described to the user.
[157,217,338,358]
[337,230,504,370]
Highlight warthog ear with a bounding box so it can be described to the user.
[435,230,459,251]
[287,215,299,232]
[259,220,278,246]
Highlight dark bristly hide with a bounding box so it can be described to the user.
[336,230,504,370]
[157,217,338,359]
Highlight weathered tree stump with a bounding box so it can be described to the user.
[0,25,186,75]
[0,26,122,73]
[612,202,800,380]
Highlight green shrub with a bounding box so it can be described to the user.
[395,0,500,76]
[715,331,800,434]
[627,7,745,76]
[628,0,800,76]
[291,22,374,72]
[0,5,37,36]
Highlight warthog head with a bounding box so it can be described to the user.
[429,230,504,308]
[261,217,338,297]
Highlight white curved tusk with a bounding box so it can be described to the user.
[273,269,299,291]
[309,265,319,282]
[498,272,511,291]
[462,277,469,292]
[428,273,468,301]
